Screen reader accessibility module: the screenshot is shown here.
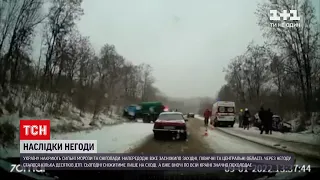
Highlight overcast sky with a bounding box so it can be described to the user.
[76,0,320,98]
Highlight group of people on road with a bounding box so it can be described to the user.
[202,106,274,135]
[238,107,274,134]
[258,107,274,134]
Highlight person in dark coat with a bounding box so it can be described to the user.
[259,107,267,134]
[238,109,244,128]
[266,108,273,134]
[242,108,251,130]
[203,108,212,128]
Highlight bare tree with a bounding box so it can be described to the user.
[256,0,319,122]
[1,0,45,86]
[216,0,319,131]
[42,0,83,88]
[140,64,155,101]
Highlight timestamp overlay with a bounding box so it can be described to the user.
[224,164,312,173]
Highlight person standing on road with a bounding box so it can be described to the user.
[239,109,244,128]
[242,108,251,130]
[203,108,212,128]
[259,107,267,134]
[266,108,273,134]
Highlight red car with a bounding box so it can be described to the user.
[153,112,188,140]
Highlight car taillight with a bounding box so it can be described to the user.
[154,121,163,128]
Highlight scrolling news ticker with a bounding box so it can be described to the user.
[20,153,295,171]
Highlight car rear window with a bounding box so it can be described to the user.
[218,106,234,113]
[158,114,184,120]
[273,117,280,121]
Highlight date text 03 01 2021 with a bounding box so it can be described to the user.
[22,155,292,161]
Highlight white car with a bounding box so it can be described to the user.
[187,113,195,118]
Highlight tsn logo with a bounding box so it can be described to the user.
[20,120,50,140]
[10,164,45,173]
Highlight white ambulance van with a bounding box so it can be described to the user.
[211,101,236,127]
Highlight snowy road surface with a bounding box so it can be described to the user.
[128,117,320,179]
[130,118,319,166]
[217,126,320,159]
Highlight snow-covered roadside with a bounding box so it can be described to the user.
[199,125,318,166]
[237,123,320,145]
[0,121,153,158]
[1,106,125,133]
[195,115,320,159]
[195,115,320,145]
[199,120,319,180]
[0,110,127,152]
[0,86,127,142]
[54,121,153,153]
[218,127,320,159]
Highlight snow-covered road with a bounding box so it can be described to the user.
[195,115,320,167]
[202,127,319,166]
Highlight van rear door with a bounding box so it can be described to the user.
[217,106,235,121]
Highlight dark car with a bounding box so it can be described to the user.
[153,112,188,140]
[272,115,292,132]
[187,113,195,118]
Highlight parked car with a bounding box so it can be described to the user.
[254,113,261,128]
[187,113,195,118]
[254,114,292,133]
[272,115,292,132]
[153,112,188,140]
[122,104,140,120]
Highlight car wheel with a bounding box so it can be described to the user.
[214,122,219,127]
[154,133,159,140]
[181,133,187,141]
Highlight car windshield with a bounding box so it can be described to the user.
[158,114,184,120]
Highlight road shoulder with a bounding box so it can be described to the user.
[195,115,320,160]
[217,127,320,160]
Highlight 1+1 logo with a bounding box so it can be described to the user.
[269,10,301,28]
